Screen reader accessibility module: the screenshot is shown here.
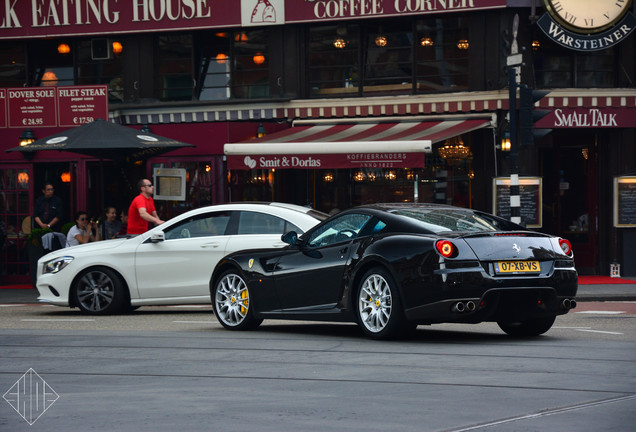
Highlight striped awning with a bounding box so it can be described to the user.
[225,117,493,170]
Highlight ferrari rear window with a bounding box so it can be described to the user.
[392,209,518,233]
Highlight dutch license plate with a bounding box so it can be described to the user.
[495,261,540,274]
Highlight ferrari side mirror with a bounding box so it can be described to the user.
[281,231,298,245]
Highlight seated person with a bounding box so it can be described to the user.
[67,211,97,247]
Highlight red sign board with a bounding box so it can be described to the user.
[7,87,58,128]
[535,108,636,129]
[57,86,110,127]
[0,0,506,39]
[4,85,108,128]
[0,89,6,128]
[227,152,425,170]
[285,0,507,23]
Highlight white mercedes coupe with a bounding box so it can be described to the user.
[36,202,326,314]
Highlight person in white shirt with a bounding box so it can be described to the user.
[67,211,97,247]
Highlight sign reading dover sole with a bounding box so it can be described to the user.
[1,85,108,128]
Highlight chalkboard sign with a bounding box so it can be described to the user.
[614,177,636,227]
[492,177,542,228]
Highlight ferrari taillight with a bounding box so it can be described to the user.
[435,240,455,258]
[559,238,573,255]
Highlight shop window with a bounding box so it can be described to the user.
[195,32,231,101]
[151,160,222,219]
[364,22,413,94]
[76,39,125,103]
[415,17,469,92]
[0,43,27,87]
[309,24,361,97]
[157,33,194,101]
[532,32,616,88]
[29,40,74,87]
[232,30,271,99]
[0,168,32,283]
[308,17,470,97]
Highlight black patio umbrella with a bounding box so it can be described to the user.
[6,118,194,160]
[7,118,195,214]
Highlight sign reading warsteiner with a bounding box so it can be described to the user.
[227,152,425,170]
[535,108,636,129]
[5,85,108,128]
[537,12,636,52]
[0,0,507,39]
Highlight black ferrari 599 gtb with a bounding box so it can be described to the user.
[210,203,578,340]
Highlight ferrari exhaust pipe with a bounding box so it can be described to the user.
[452,302,465,313]
[452,301,477,313]
[561,299,577,310]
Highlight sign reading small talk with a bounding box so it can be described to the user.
[538,0,636,52]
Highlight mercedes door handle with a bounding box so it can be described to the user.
[201,243,221,248]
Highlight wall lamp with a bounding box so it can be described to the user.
[256,123,266,138]
[19,129,36,146]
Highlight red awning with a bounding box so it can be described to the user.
[225,118,493,170]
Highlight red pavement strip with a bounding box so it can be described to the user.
[0,284,32,289]
[578,276,636,285]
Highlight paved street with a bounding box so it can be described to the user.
[0,287,635,431]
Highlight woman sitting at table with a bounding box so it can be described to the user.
[67,211,97,247]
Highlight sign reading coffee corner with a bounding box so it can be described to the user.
[0,0,507,39]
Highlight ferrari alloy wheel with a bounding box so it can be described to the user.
[497,315,556,337]
[73,267,125,315]
[213,270,262,330]
[356,267,411,340]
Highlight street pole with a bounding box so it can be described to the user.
[508,14,521,225]
[509,66,521,225]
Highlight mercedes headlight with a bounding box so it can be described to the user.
[44,256,74,274]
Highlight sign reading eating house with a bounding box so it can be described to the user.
[0,0,507,39]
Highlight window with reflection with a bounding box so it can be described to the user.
[364,22,413,94]
[0,43,26,87]
[309,24,360,97]
[76,39,125,103]
[308,17,471,97]
[157,33,193,101]
[232,29,271,99]
[416,17,469,91]
[29,40,74,87]
[195,32,231,101]
[532,32,616,88]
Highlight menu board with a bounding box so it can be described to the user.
[493,177,542,228]
[4,85,108,128]
[614,177,636,227]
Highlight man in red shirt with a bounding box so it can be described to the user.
[127,179,165,234]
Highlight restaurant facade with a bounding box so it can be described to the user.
[0,0,635,283]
